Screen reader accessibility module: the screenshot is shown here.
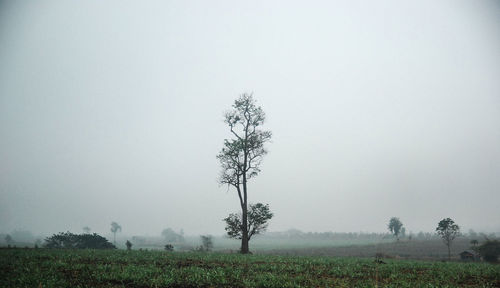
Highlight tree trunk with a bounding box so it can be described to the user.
[447,244,451,260]
[240,168,249,254]
[240,204,249,253]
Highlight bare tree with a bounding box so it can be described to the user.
[110,222,122,245]
[217,93,272,254]
[436,218,460,260]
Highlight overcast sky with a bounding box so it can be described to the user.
[1,0,499,237]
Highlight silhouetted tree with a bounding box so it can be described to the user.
[125,240,132,251]
[4,234,13,244]
[161,228,184,243]
[478,239,500,263]
[470,239,479,247]
[200,235,213,252]
[83,226,91,234]
[224,203,273,244]
[436,218,460,260]
[44,232,115,249]
[110,222,121,245]
[388,217,403,241]
[217,94,272,254]
[468,229,477,238]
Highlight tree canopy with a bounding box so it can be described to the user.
[224,203,273,241]
[388,217,403,240]
[44,232,115,249]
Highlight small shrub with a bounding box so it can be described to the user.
[126,240,132,251]
[164,244,174,252]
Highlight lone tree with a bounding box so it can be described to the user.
[436,218,460,260]
[388,217,403,241]
[110,222,122,245]
[217,93,272,254]
[4,234,13,245]
[200,235,214,252]
[125,240,133,251]
[82,226,91,234]
[224,203,273,243]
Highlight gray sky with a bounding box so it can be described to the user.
[1,0,499,237]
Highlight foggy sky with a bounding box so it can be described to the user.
[1,0,499,237]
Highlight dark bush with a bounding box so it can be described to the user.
[478,239,500,263]
[44,232,115,249]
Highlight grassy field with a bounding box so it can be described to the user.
[1,248,499,287]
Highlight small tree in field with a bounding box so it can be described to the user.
[125,240,133,251]
[217,94,272,254]
[224,203,273,243]
[200,235,214,252]
[110,222,122,245]
[388,217,403,241]
[5,234,13,245]
[436,218,460,260]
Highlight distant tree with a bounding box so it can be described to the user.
[470,239,479,254]
[436,218,460,260]
[200,235,214,252]
[131,236,146,245]
[388,217,403,241]
[44,232,115,249]
[5,234,13,244]
[125,240,132,251]
[161,228,184,243]
[110,222,122,245]
[164,244,174,252]
[217,94,272,254]
[468,229,477,238]
[477,239,500,263]
[224,203,273,243]
[83,226,91,234]
[34,238,42,248]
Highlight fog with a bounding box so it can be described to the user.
[1,0,499,238]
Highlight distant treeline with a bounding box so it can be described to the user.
[262,229,497,241]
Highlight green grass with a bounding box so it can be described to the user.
[1,248,499,287]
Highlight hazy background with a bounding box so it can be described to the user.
[1,0,499,238]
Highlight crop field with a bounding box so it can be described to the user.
[1,248,499,288]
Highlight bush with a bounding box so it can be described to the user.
[164,244,174,252]
[44,232,115,249]
[478,239,500,263]
[126,240,132,251]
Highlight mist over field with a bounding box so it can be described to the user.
[1,0,499,240]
